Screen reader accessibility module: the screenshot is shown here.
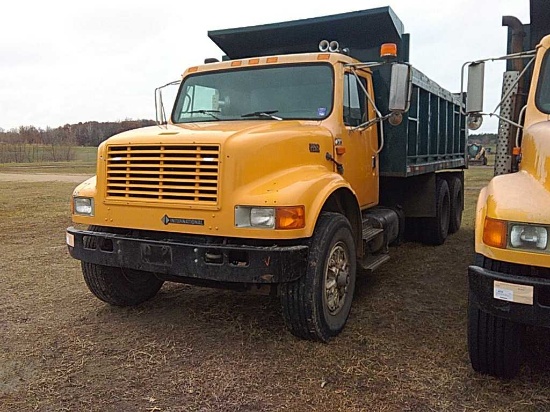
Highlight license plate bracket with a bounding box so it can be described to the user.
[141,244,172,267]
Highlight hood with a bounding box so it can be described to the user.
[105,121,332,146]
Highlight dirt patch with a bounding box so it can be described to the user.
[1,172,549,411]
[0,173,91,183]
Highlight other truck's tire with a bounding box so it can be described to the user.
[468,253,523,378]
[81,226,164,306]
[447,176,463,234]
[422,177,450,245]
[279,212,356,342]
[468,297,523,379]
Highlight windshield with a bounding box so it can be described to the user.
[536,48,550,114]
[172,64,333,123]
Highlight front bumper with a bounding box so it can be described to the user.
[67,227,308,284]
[468,265,550,327]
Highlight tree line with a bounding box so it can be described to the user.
[468,133,497,145]
[0,119,155,163]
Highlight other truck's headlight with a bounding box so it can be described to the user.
[74,197,94,216]
[510,225,548,250]
[235,206,305,229]
[483,217,549,252]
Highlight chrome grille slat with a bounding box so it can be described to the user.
[106,144,220,205]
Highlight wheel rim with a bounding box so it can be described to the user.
[324,241,350,315]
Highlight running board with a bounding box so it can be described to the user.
[362,226,384,242]
[360,254,390,272]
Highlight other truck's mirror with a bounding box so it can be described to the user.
[155,88,165,125]
[388,63,411,125]
[466,62,485,130]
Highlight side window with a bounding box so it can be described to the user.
[536,49,550,114]
[343,73,368,127]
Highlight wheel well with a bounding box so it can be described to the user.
[320,188,362,257]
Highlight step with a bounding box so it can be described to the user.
[360,253,390,272]
[362,226,384,242]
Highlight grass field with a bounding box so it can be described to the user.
[1,166,549,411]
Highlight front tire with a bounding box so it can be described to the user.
[468,297,523,378]
[279,213,357,342]
[82,226,164,306]
[468,254,523,378]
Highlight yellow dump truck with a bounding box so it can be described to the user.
[67,8,466,341]
[465,0,550,377]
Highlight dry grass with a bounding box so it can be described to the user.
[1,167,549,411]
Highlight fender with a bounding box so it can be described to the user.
[231,165,358,239]
[475,171,550,267]
[72,176,97,198]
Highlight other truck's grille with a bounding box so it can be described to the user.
[105,145,220,205]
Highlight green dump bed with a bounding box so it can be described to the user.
[208,7,467,177]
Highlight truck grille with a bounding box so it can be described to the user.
[105,145,220,205]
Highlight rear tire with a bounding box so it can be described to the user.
[422,177,450,245]
[447,176,463,234]
[279,213,356,342]
[82,226,164,306]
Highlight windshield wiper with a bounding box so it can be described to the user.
[241,110,283,120]
[187,110,221,120]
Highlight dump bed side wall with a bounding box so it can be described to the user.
[374,66,467,177]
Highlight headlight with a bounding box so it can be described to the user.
[235,206,275,228]
[235,206,305,230]
[510,225,548,250]
[251,208,275,228]
[482,217,549,252]
[74,197,94,216]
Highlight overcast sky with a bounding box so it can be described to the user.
[0,0,530,133]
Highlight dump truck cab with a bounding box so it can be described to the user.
[465,0,550,378]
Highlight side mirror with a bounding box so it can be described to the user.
[466,62,485,114]
[465,62,485,130]
[388,63,411,125]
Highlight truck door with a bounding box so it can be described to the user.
[338,70,379,208]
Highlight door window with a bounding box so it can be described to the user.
[344,73,368,126]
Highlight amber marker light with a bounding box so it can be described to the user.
[483,217,507,248]
[512,147,522,155]
[276,206,306,230]
[380,43,397,59]
[317,54,331,60]
[336,147,346,156]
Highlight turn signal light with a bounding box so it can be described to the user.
[483,217,507,248]
[276,206,305,230]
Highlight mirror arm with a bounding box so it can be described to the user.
[491,56,535,114]
[154,80,181,127]
[476,112,524,129]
